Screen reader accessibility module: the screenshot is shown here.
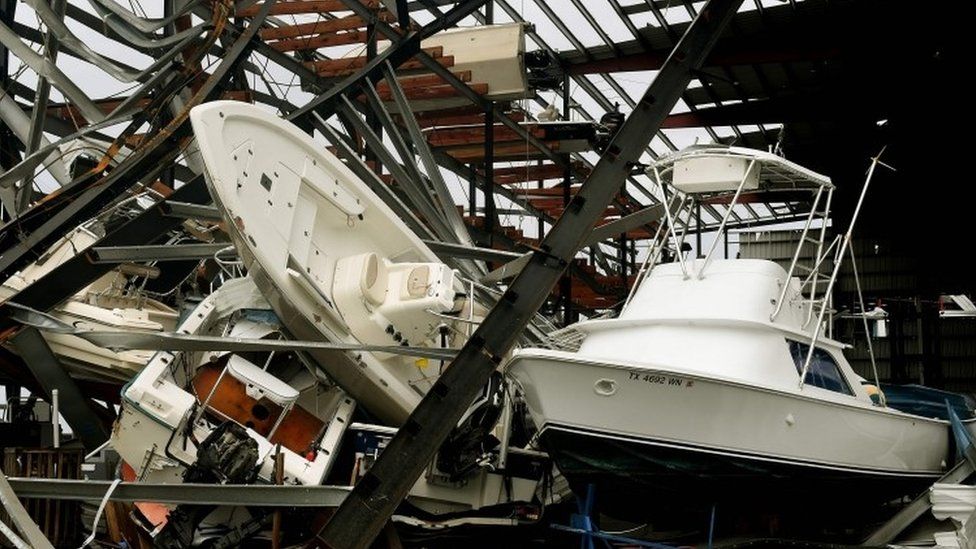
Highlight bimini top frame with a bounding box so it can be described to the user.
[627,144,834,309]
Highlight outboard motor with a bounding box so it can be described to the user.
[436,373,506,481]
[155,422,260,548]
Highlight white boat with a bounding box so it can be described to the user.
[507,146,962,519]
[190,101,482,425]
[2,213,178,382]
[111,275,542,543]
[113,275,353,488]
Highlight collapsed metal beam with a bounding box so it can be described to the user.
[0,471,54,549]
[162,201,222,221]
[89,242,231,263]
[10,327,110,450]
[423,240,523,263]
[6,478,350,507]
[584,203,667,246]
[863,449,976,545]
[0,19,105,123]
[380,62,476,251]
[8,303,457,360]
[0,176,209,322]
[315,1,744,546]
[23,0,66,192]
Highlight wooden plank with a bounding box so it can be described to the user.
[271,29,368,51]
[305,45,443,73]
[444,141,559,162]
[375,71,471,93]
[237,0,377,17]
[105,500,125,543]
[259,14,372,40]
[426,124,542,147]
[375,82,486,102]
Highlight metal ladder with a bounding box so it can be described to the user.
[770,185,835,325]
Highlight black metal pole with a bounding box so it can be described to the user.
[560,73,574,324]
[314,1,743,546]
[484,105,496,248]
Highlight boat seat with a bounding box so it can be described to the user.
[359,253,389,306]
[226,355,299,405]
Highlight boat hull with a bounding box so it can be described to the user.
[191,101,460,425]
[541,424,938,520]
[508,350,950,517]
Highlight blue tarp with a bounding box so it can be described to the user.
[880,383,976,420]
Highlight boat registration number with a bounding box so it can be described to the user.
[627,372,694,388]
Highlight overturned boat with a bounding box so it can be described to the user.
[191,100,487,425]
[508,146,966,520]
[104,103,551,544]
[2,201,178,383]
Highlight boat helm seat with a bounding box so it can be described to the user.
[360,252,389,306]
[226,354,299,406]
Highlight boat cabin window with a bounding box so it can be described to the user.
[787,340,854,396]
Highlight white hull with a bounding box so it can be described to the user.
[192,101,470,425]
[510,348,949,478]
[2,224,176,382]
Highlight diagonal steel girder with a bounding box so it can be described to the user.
[313,0,744,546]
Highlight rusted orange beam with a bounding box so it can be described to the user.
[44,97,153,126]
[124,134,146,148]
[222,90,254,102]
[515,185,581,197]
[529,196,621,212]
[413,111,526,128]
[320,55,454,78]
[413,105,485,122]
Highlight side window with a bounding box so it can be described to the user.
[788,340,854,396]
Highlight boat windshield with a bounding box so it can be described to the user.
[787,340,853,396]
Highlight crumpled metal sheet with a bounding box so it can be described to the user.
[6,302,458,360]
[0,20,105,123]
[24,0,204,82]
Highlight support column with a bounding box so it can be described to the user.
[559,73,574,325]
[483,105,496,249]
